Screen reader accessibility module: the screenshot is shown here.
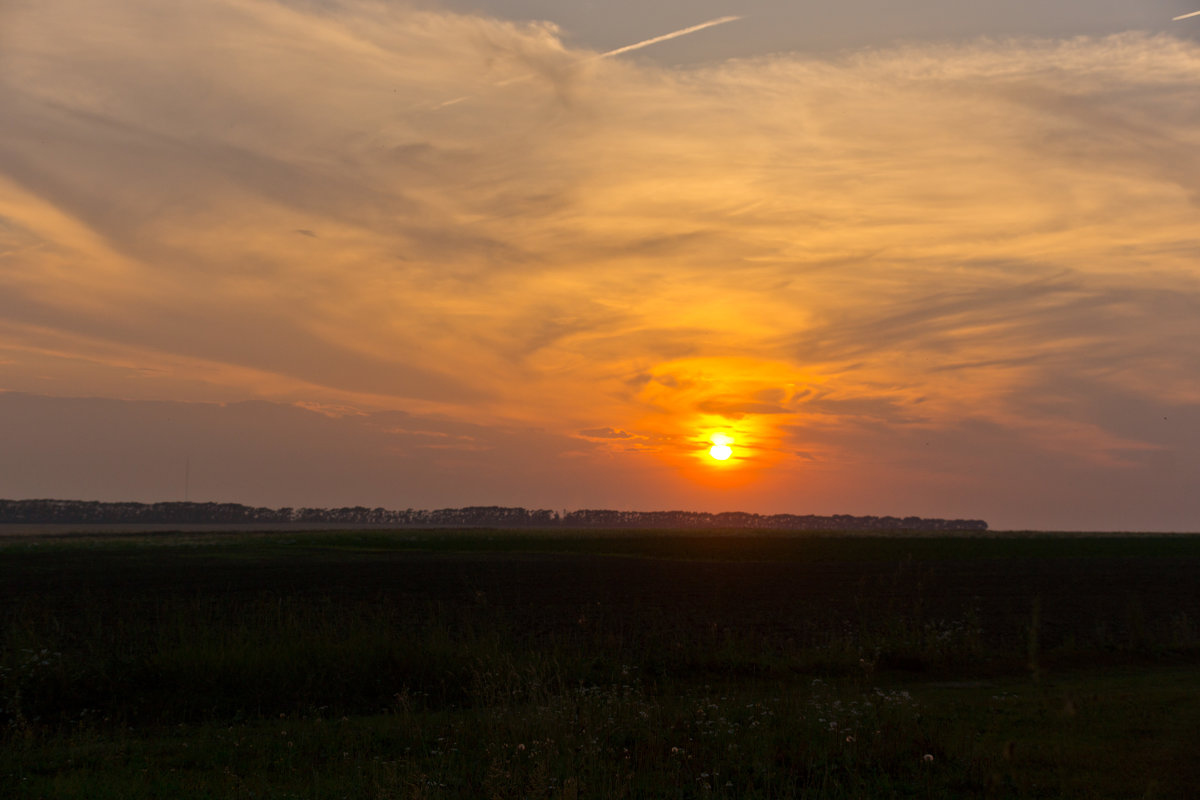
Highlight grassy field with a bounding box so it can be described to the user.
[2,529,1199,798]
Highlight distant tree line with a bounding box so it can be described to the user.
[0,499,988,531]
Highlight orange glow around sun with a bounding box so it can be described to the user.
[619,356,824,487]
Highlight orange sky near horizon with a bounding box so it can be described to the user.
[2,0,1200,529]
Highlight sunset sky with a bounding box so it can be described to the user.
[2,0,1199,530]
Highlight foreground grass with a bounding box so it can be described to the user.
[3,529,1199,797]
[7,667,1200,799]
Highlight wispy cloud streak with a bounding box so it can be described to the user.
[430,14,743,107]
[596,16,743,59]
[1173,10,1200,21]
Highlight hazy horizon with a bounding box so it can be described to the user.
[3,1,1200,532]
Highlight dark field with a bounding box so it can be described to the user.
[3,530,1200,798]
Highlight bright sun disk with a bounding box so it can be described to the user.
[709,443,733,460]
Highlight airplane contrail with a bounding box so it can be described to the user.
[1173,9,1200,20]
[423,15,744,110]
[595,16,743,60]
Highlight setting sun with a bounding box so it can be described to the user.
[709,433,734,461]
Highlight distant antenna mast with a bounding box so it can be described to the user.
[184,457,190,502]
